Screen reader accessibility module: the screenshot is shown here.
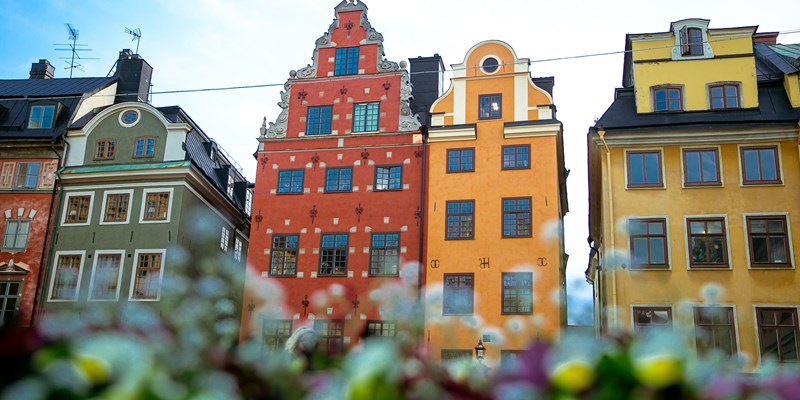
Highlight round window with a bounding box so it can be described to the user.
[481,57,499,74]
[120,109,139,126]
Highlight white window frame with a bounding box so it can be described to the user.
[234,237,243,262]
[624,148,666,189]
[87,250,125,301]
[99,189,134,225]
[682,214,732,270]
[60,191,95,226]
[679,145,724,188]
[139,188,174,224]
[627,215,672,270]
[737,143,784,187]
[128,249,166,302]
[47,250,86,302]
[742,212,795,270]
[220,226,230,252]
[2,219,31,252]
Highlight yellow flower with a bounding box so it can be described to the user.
[72,354,111,386]
[634,354,682,389]
[551,360,595,393]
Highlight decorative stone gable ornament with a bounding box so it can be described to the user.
[263,78,292,138]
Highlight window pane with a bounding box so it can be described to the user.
[708,237,725,263]
[743,150,760,181]
[685,152,701,182]
[629,153,644,184]
[751,237,768,262]
[769,238,787,263]
[759,149,777,181]
[649,238,665,264]
[644,153,660,184]
[701,151,718,181]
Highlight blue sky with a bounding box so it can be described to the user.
[2,0,799,325]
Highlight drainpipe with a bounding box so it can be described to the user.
[597,130,618,330]
[416,138,427,349]
[32,140,68,325]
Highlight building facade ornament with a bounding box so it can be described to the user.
[398,70,421,131]
[266,79,292,138]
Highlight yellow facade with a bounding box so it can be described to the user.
[589,19,800,368]
[424,40,567,366]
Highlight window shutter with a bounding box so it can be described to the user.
[679,26,689,55]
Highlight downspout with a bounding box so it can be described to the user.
[416,138,427,349]
[32,140,68,325]
[597,130,618,329]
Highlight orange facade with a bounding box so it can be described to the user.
[424,41,567,365]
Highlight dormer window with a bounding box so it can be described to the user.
[680,27,704,56]
[28,105,55,129]
[709,83,740,109]
[334,47,359,76]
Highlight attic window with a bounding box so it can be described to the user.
[28,105,55,129]
[481,57,500,74]
[680,27,704,56]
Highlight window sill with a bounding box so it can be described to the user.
[683,182,723,188]
[626,185,665,190]
[741,181,783,187]
[630,265,671,271]
[689,265,731,270]
[445,237,475,241]
[502,234,533,239]
[749,264,794,270]
[269,274,298,278]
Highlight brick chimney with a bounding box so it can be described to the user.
[114,49,153,103]
[29,59,55,79]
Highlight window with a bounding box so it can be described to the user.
[694,306,736,357]
[441,350,472,362]
[366,320,396,337]
[325,167,352,193]
[94,139,116,160]
[502,198,532,238]
[334,47,359,76]
[652,86,682,112]
[102,193,130,223]
[88,253,122,301]
[478,94,502,119]
[277,170,304,194]
[756,307,799,363]
[353,103,379,133]
[142,191,171,221]
[443,273,474,315]
[683,148,720,186]
[245,189,253,215]
[0,281,21,327]
[227,174,234,197]
[64,194,92,224]
[14,162,41,189]
[234,238,243,262]
[500,351,524,369]
[374,165,401,191]
[481,57,500,74]
[627,150,663,188]
[680,27,704,56]
[133,137,156,158]
[746,216,791,267]
[131,252,163,300]
[502,145,530,170]
[741,146,781,185]
[270,235,299,277]
[50,253,83,301]
[319,234,348,276]
[263,320,292,351]
[314,320,344,354]
[502,272,532,314]
[709,84,740,109]
[120,109,140,126]
[2,220,30,252]
[629,218,668,268]
[28,105,55,129]
[306,106,333,135]
[220,227,230,252]
[633,306,673,332]
[369,233,400,276]
[447,148,474,173]
[687,218,728,268]
[446,200,474,240]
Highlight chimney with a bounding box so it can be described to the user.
[114,49,153,103]
[29,59,55,79]
[409,54,445,128]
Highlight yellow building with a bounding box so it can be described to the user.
[423,40,568,366]
[588,19,800,367]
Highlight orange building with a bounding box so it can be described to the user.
[423,40,568,365]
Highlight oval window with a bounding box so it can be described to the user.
[481,57,499,74]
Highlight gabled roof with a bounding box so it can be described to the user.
[0,77,116,99]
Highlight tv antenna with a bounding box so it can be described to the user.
[54,23,98,78]
[125,27,142,54]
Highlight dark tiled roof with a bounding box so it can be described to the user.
[595,82,800,132]
[0,77,116,98]
[755,43,797,79]
[770,44,800,69]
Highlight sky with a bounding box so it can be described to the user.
[1,0,799,325]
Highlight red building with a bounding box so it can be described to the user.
[242,0,424,350]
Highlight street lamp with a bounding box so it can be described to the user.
[474,338,486,363]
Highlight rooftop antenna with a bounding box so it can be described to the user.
[125,27,142,54]
[54,23,98,78]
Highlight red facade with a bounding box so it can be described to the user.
[243,1,423,348]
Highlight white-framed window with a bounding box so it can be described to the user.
[227,174,235,197]
[129,249,166,301]
[99,189,134,225]
[28,105,56,129]
[47,251,86,302]
[87,250,125,301]
[61,191,95,226]
[245,188,253,215]
[220,227,230,252]
[139,188,173,224]
[14,162,41,189]
[234,237,243,262]
[742,212,795,269]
